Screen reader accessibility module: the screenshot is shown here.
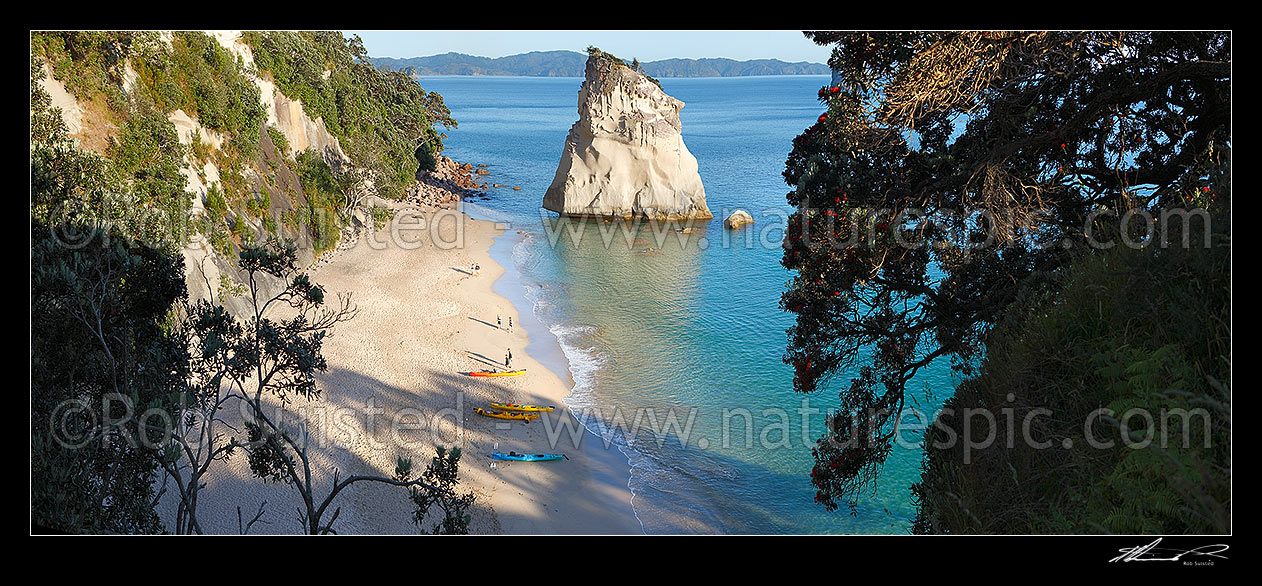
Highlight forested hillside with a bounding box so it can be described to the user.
[373,50,829,77]
[31,31,470,534]
[33,31,454,264]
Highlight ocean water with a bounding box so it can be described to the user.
[418,75,958,534]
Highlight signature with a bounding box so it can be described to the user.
[1110,538,1229,563]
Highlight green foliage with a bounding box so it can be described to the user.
[266,125,289,155]
[586,45,661,88]
[204,183,228,221]
[108,107,190,239]
[31,65,116,226]
[31,42,473,532]
[32,63,189,248]
[294,149,342,254]
[31,223,189,533]
[131,31,264,153]
[910,205,1231,533]
[397,447,476,535]
[243,31,455,198]
[189,128,211,165]
[217,272,248,303]
[30,31,142,115]
[782,32,1230,518]
[369,205,393,231]
[244,188,271,218]
[209,223,233,257]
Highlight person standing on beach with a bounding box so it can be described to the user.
[508,316,512,331]
[497,315,502,329]
[505,348,512,368]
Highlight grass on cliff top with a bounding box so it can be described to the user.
[586,45,662,89]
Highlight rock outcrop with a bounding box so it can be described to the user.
[407,155,488,207]
[543,53,711,220]
[724,209,754,229]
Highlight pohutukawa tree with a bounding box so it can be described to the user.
[780,31,1230,513]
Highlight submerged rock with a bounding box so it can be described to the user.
[543,51,711,221]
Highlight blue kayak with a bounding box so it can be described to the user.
[491,452,565,462]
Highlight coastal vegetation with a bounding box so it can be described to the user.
[780,31,1230,532]
[585,46,661,89]
[32,30,454,256]
[242,31,457,196]
[30,31,471,534]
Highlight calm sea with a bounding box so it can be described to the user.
[417,75,958,534]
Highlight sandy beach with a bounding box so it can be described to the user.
[160,205,642,534]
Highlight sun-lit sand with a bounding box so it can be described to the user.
[160,206,642,534]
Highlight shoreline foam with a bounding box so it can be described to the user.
[464,209,644,534]
[158,206,641,534]
[479,215,647,534]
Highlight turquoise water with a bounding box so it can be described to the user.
[418,75,959,534]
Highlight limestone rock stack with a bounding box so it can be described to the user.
[543,52,711,220]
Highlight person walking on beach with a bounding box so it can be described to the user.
[508,316,512,331]
[497,315,502,329]
[505,348,513,368]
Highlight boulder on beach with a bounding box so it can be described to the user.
[724,209,754,229]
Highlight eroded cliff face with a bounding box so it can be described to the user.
[36,31,355,315]
[210,31,350,167]
[543,55,711,220]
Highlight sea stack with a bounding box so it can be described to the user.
[543,49,712,220]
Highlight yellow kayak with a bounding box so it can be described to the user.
[467,369,527,378]
[490,402,555,413]
[475,407,539,421]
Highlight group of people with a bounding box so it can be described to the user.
[469,263,481,277]
[494,313,514,368]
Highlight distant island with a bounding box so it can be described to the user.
[371,50,830,78]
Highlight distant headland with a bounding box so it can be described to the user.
[371,50,830,78]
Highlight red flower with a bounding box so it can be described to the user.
[830,86,840,94]
[818,114,828,123]
[1060,143,1066,148]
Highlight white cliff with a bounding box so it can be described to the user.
[210,31,349,167]
[543,53,711,220]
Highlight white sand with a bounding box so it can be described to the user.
[160,207,642,534]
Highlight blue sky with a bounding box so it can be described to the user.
[344,30,833,63]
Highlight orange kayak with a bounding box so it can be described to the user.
[467,369,527,377]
